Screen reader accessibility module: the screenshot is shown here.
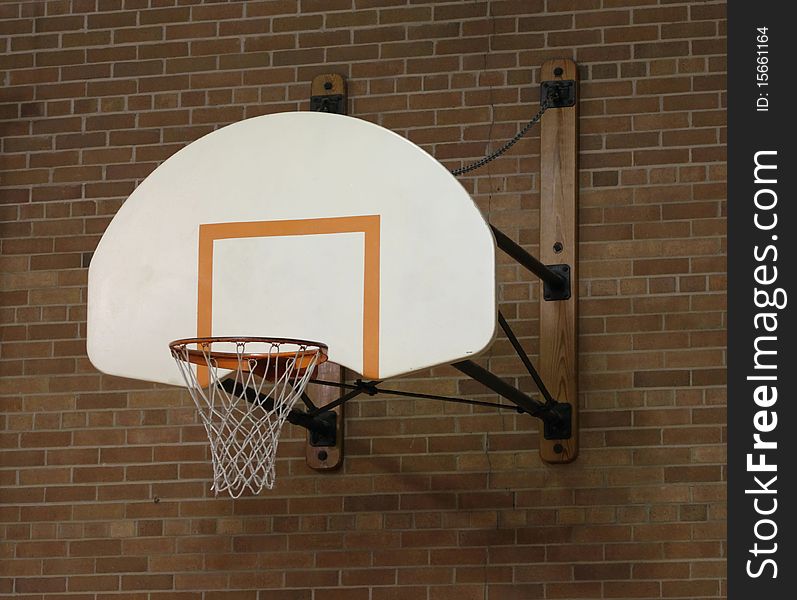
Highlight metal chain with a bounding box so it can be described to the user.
[450,102,548,177]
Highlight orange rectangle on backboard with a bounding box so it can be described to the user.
[196,215,380,386]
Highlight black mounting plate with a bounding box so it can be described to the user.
[540,80,577,108]
[310,94,346,114]
[543,403,572,440]
[542,264,572,301]
[309,411,338,447]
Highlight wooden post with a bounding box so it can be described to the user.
[306,74,347,471]
[305,363,345,470]
[539,59,579,464]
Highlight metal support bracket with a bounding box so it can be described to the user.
[543,403,572,440]
[489,225,570,304]
[308,411,338,447]
[541,79,576,108]
[310,74,347,115]
[542,264,572,301]
[310,94,345,114]
[451,360,573,443]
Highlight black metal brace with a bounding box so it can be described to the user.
[220,380,339,444]
[451,360,571,440]
[540,79,577,108]
[490,225,571,301]
[448,311,574,439]
[497,311,554,405]
[310,94,345,114]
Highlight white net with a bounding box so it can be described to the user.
[170,338,324,497]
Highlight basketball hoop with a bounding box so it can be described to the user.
[169,337,327,497]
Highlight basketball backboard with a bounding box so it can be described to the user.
[87,111,497,386]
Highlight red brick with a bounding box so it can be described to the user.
[14,577,67,593]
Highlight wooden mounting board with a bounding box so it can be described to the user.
[539,59,579,464]
[306,73,347,471]
[311,73,345,99]
[305,362,345,470]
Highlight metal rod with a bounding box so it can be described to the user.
[309,379,522,412]
[309,379,382,394]
[310,378,360,390]
[307,387,364,416]
[357,385,523,412]
[497,311,556,406]
[490,225,565,289]
[451,360,549,417]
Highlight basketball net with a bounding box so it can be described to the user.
[170,338,324,497]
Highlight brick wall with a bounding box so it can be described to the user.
[1,1,727,598]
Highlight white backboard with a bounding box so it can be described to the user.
[88,112,496,385]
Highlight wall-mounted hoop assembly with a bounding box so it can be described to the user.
[87,63,578,496]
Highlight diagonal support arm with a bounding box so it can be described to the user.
[450,360,571,439]
[490,225,566,290]
[497,311,555,406]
